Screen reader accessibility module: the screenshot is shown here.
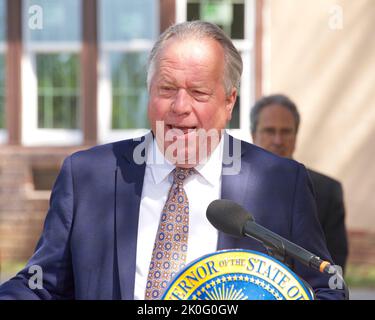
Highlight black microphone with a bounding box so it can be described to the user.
[206,199,336,275]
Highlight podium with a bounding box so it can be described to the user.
[162,249,315,300]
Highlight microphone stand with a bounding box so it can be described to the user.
[247,232,349,300]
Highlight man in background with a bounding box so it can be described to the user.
[250,94,348,272]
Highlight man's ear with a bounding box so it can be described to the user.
[225,88,238,121]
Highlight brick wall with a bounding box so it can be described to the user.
[0,147,83,264]
[348,231,375,266]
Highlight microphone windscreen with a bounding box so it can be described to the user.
[206,199,253,237]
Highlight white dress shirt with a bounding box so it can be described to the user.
[134,135,223,300]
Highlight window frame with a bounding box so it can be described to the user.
[97,1,160,144]
[0,0,6,143]
[21,1,83,146]
[176,0,255,143]
[0,43,6,144]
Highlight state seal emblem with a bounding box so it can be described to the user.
[162,249,315,300]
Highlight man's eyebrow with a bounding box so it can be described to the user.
[281,128,295,133]
[157,75,176,85]
[186,80,212,89]
[260,127,276,132]
[189,82,209,88]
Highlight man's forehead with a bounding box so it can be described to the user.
[156,65,214,82]
[158,37,224,62]
[157,73,211,87]
[260,105,295,119]
[154,41,224,83]
[258,105,297,127]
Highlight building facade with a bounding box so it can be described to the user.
[1,0,374,275]
[0,0,261,264]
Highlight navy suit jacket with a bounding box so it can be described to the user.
[0,135,346,300]
[307,169,348,272]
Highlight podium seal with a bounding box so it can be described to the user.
[162,249,314,300]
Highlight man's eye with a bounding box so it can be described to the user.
[160,86,174,91]
[159,86,176,95]
[192,90,206,95]
[192,90,210,101]
[262,128,276,135]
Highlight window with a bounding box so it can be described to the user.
[0,53,5,129]
[98,0,159,143]
[22,0,82,146]
[110,52,149,130]
[0,0,6,143]
[187,0,245,39]
[177,0,255,142]
[37,53,79,129]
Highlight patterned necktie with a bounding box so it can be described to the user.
[145,167,195,300]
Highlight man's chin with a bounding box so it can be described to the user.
[154,128,222,166]
[164,150,204,168]
[174,162,196,169]
[268,148,286,158]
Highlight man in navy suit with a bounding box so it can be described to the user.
[0,22,346,300]
[250,94,348,272]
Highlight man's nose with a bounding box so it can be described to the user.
[171,89,192,115]
[272,132,284,145]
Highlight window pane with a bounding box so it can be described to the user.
[0,0,5,42]
[100,0,157,42]
[187,0,244,39]
[25,0,81,42]
[0,54,4,128]
[0,0,5,129]
[110,52,148,129]
[37,54,80,129]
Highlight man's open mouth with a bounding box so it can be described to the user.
[166,125,197,135]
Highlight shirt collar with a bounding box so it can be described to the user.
[194,136,224,186]
[146,138,175,185]
[146,133,225,186]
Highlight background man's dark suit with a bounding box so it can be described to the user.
[250,94,349,276]
[0,135,346,300]
[307,169,348,272]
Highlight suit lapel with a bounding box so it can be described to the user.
[218,135,248,250]
[114,133,254,297]
[218,171,249,250]
[114,136,148,300]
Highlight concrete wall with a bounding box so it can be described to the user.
[263,0,375,231]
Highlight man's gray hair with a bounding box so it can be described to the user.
[250,94,301,134]
[147,21,243,96]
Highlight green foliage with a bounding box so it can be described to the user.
[111,52,148,129]
[346,264,375,288]
[0,0,5,43]
[0,54,4,128]
[0,260,27,284]
[37,53,80,129]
